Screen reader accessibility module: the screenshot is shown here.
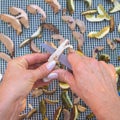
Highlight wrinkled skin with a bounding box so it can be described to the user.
[0,53,56,120]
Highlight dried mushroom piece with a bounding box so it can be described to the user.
[43,88,56,95]
[59,82,70,90]
[70,105,78,120]
[82,9,97,15]
[54,106,62,120]
[51,34,64,41]
[92,46,104,58]
[66,0,75,15]
[45,98,59,105]
[107,38,116,50]
[61,90,73,109]
[76,19,86,33]
[27,4,46,22]
[114,37,120,43]
[98,54,110,63]
[31,88,43,97]
[73,96,80,105]
[45,41,57,49]
[72,31,84,50]
[63,109,70,120]
[116,67,120,75]
[26,104,37,119]
[0,52,12,62]
[109,0,120,13]
[86,112,95,120]
[0,14,22,35]
[20,26,43,48]
[40,100,46,119]
[45,0,61,14]
[0,33,14,57]
[118,23,120,33]
[97,4,110,20]
[30,41,41,53]
[41,23,59,34]
[77,105,86,112]
[18,113,27,120]
[84,0,92,8]
[48,39,73,62]
[109,16,115,32]
[9,7,29,28]
[88,26,110,39]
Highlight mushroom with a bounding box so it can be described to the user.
[9,7,29,28]
[109,16,115,32]
[63,109,70,120]
[43,88,56,95]
[45,0,61,14]
[27,4,46,22]
[44,98,59,105]
[0,14,22,35]
[30,41,41,53]
[0,33,14,57]
[31,88,43,97]
[51,34,64,41]
[118,23,120,33]
[53,106,62,120]
[107,38,116,50]
[0,52,12,62]
[76,19,86,33]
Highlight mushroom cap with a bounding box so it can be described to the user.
[0,14,22,35]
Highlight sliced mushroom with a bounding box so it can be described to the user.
[107,38,116,50]
[84,0,92,8]
[9,7,29,28]
[63,109,70,120]
[0,33,14,57]
[51,34,64,41]
[31,88,43,97]
[66,0,75,14]
[72,31,84,50]
[53,106,62,120]
[39,100,46,118]
[114,38,120,43]
[92,46,104,58]
[0,52,12,62]
[82,9,97,15]
[76,19,86,33]
[73,96,80,105]
[45,0,61,14]
[44,98,59,105]
[18,113,27,120]
[70,105,78,120]
[109,16,115,32]
[77,105,86,112]
[59,82,70,90]
[98,54,110,63]
[43,88,56,95]
[30,41,41,53]
[41,23,59,34]
[118,23,120,33]
[27,4,46,22]
[0,14,22,35]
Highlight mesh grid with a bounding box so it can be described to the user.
[0,0,120,119]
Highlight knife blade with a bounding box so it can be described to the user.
[41,43,72,70]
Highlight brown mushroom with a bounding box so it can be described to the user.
[51,34,64,41]
[72,31,84,50]
[31,88,43,97]
[109,16,115,32]
[0,14,22,35]
[76,19,86,33]
[0,33,14,57]
[107,38,116,50]
[63,109,70,120]
[9,7,29,28]
[45,0,61,14]
[30,41,41,53]
[27,4,46,22]
[0,52,12,62]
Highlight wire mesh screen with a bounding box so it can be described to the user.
[0,0,120,120]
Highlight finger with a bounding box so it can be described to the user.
[31,60,56,80]
[14,53,50,68]
[28,63,41,69]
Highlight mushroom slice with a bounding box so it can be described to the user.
[43,88,56,95]
[72,31,84,50]
[76,19,86,33]
[84,0,92,8]
[63,109,70,120]
[54,106,62,120]
[41,23,59,34]
[44,98,59,105]
[88,26,110,39]
[27,4,46,22]
[107,38,116,50]
[0,14,22,35]
[0,52,12,62]
[0,33,14,57]
[9,7,29,28]
[92,46,104,58]
[18,113,27,120]
[114,38,120,43]
[98,54,110,63]
[97,4,110,20]
[109,16,115,32]
[45,41,57,49]
[109,0,120,13]
[86,112,95,120]
[30,41,41,53]
[31,88,43,97]
[73,96,80,105]
[118,23,120,33]
[40,100,46,118]
[66,0,75,15]
[59,82,70,90]
[77,105,86,112]
[45,0,61,14]
[82,9,97,15]
[51,34,64,41]
[70,105,78,120]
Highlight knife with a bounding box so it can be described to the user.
[41,43,72,70]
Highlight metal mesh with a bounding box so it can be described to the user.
[0,0,120,119]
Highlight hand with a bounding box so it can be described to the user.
[0,53,56,120]
[51,52,120,120]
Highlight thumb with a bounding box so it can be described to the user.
[31,60,56,80]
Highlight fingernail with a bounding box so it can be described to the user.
[43,73,58,82]
[46,60,56,71]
